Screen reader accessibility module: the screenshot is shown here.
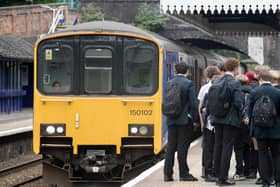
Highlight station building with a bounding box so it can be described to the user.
[0,36,34,114]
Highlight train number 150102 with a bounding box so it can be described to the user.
[129,110,152,116]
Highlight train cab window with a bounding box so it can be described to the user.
[84,48,112,94]
[123,39,158,95]
[124,47,154,94]
[39,43,73,94]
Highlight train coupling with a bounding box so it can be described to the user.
[79,149,118,174]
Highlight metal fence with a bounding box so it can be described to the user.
[0,61,26,114]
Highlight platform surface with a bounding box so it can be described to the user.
[0,109,33,137]
[124,138,258,187]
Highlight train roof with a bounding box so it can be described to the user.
[56,21,184,52]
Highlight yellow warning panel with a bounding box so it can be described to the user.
[45,49,52,61]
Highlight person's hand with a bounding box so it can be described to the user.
[200,125,203,133]
[243,117,249,125]
[193,122,200,132]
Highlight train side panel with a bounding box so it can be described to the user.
[161,51,179,148]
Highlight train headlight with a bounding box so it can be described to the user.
[46,126,55,135]
[56,126,64,134]
[130,127,138,134]
[139,126,148,135]
[41,124,66,136]
[128,124,154,136]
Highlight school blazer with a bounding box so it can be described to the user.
[210,74,243,128]
[166,75,198,126]
[248,83,280,139]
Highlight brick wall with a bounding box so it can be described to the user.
[0,3,77,37]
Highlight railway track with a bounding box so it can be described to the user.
[0,155,43,187]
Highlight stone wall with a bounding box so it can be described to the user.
[264,35,280,69]
[0,3,77,37]
[79,0,160,23]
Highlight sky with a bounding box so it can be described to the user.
[160,0,280,12]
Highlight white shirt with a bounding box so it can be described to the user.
[197,81,214,131]
[225,72,234,77]
[197,81,212,101]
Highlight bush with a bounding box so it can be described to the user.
[80,3,104,23]
[134,3,168,32]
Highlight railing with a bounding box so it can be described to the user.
[0,61,26,114]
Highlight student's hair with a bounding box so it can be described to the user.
[258,71,272,82]
[175,62,188,74]
[235,74,248,85]
[204,66,220,79]
[269,70,280,83]
[217,63,226,72]
[224,58,240,72]
[255,65,271,76]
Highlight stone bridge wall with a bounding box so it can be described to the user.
[0,3,77,37]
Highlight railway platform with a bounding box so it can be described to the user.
[0,108,33,137]
[123,138,258,187]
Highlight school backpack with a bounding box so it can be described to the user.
[252,95,277,128]
[162,80,184,118]
[207,76,231,117]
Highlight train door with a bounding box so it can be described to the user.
[162,51,179,147]
[71,35,122,153]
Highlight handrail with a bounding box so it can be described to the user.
[40,98,73,104]
[122,99,154,106]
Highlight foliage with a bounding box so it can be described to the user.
[0,0,56,7]
[80,4,104,23]
[134,3,168,32]
[213,49,248,60]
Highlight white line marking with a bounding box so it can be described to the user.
[0,126,33,137]
[121,138,201,187]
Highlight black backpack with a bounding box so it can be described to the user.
[162,80,184,118]
[252,95,277,128]
[207,77,231,117]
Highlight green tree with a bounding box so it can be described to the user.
[213,49,248,60]
[0,0,56,7]
[80,4,104,23]
[134,3,168,32]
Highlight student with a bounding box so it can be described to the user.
[233,75,251,180]
[217,62,226,76]
[247,66,275,185]
[208,58,243,186]
[247,71,280,187]
[198,66,220,182]
[270,70,280,89]
[245,71,259,180]
[163,62,198,182]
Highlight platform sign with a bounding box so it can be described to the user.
[248,37,264,65]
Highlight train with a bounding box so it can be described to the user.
[33,21,247,185]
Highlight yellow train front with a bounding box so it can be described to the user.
[33,21,188,183]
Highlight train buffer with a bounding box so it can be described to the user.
[123,138,257,187]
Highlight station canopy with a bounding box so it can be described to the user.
[161,0,280,31]
[0,36,33,61]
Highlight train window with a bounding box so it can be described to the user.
[123,43,156,94]
[39,43,73,94]
[84,48,112,93]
